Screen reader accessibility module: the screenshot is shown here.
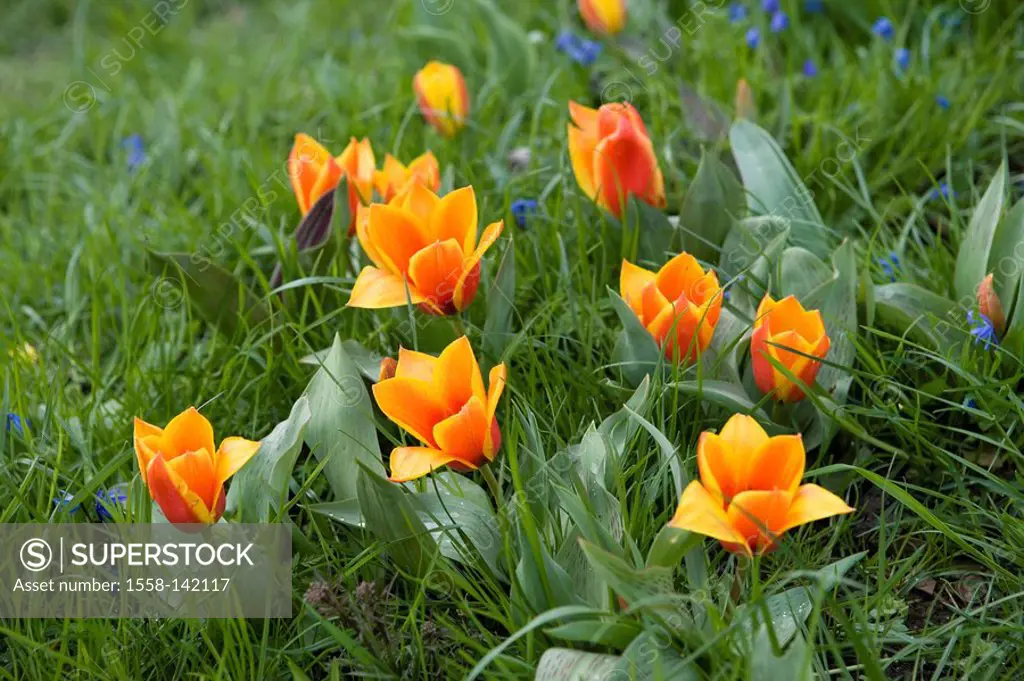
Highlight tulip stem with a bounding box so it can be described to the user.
[480,466,502,507]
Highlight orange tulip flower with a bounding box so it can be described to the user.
[347,184,503,315]
[751,295,830,402]
[976,273,1006,336]
[374,151,441,203]
[413,61,469,138]
[373,336,507,482]
[133,407,260,524]
[669,414,853,556]
[620,252,722,362]
[578,0,626,35]
[567,101,665,218]
[288,133,375,232]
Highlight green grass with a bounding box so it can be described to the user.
[2,0,1024,678]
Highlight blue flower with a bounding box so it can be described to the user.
[876,252,901,282]
[804,0,824,12]
[762,0,779,12]
[936,95,951,110]
[802,59,818,77]
[745,26,761,49]
[770,11,789,32]
[967,311,998,350]
[53,490,82,514]
[95,483,130,522]
[510,198,539,229]
[728,2,748,23]
[895,47,910,71]
[6,413,28,434]
[555,31,602,67]
[962,396,978,410]
[122,134,145,171]
[872,17,894,41]
[928,182,956,201]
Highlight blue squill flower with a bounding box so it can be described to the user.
[962,396,978,410]
[728,2,748,23]
[804,0,824,12]
[745,26,761,48]
[556,31,602,67]
[928,182,956,201]
[53,490,82,514]
[6,413,28,434]
[876,252,901,282]
[510,198,539,229]
[762,0,779,12]
[967,311,998,350]
[123,134,145,171]
[802,59,818,77]
[770,11,789,32]
[95,483,130,522]
[872,17,894,40]
[936,95,951,110]
[895,48,910,71]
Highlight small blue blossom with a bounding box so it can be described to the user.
[876,252,901,282]
[95,483,130,522]
[728,2,748,23]
[555,31,602,67]
[872,17,894,41]
[770,11,789,32]
[895,47,910,71]
[967,310,998,350]
[802,59,818,77]
[510,199,539,229]
[962,396,978,410]
[936,95,951,110]
[745,26,761,49]
[928,181,956,201]
[761,0,779,12]
[53,490,82,514]
[123,134,145,171]
[6,413,28,434]
[804,0,824,12]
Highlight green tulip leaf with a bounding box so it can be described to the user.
[679,150,745,264]
[954,160,1007,303]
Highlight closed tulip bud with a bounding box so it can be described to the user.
[976,274,1006,336]
[347,184,503,315]
[751,295,830,402]
[568,101,666,218]
[133,407,260,524]
[413,61,469,138]
[373,336,506,482]
[578,0,626,35]
[669,414,853,555]
[374,151,441,203]
[735,79,757,120]
[620,252,722,362]
[288,134,375,234]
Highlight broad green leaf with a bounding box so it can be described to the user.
[544,621,641,648]
[147,251,271,337]
[303,334,384,502]
[751,632,810,681]
[625,196,676,265]
[811,240,858,409]
[308,499,364,528]
[413,485,504,577]
[873,283,959,349]
[669,379,768,420]
[729,119,831,258]
[990,197,1024,355]
[300,340,383,381]
[614,631,702,681]
[719,215,790,280]
[678,82,730,143]
[954,161,1007,302]
[483,237,516,360]
[356,463,438,579]
[645,526,700,569]
[473,0,534,94]
[778,247,832,301]
[579,540,679,612]
[226,396,311,522]
[678,150,744,264]
[598,375,651,459]
[515,538,583,613]
[397,26,475,73]
[609,289,663,387]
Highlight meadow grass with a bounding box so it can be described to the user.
[1,0,1023,679]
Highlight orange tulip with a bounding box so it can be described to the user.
[735,78,757,120]
[620,252,722,362]
[578,0,626,35]
[567,101,665,218]
[347,184,503,315]
[133,407,260,524]
[374,151,441,202]
[751,295,830,402]
[373,336,506,482]
[413,61,469,138]
[976,273,1006,336]
[669,414,853,556]
[288,134,375,232]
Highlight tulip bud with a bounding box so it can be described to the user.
[578,0,626,36]
[976,273,1006,336]
[413,61,469,138]
[735,79,757,120]
[751,295,830,402]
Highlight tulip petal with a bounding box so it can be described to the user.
[395,347,438,383]
[433,396,489,466]
[167,447,218,513]
[396,182,442,223]
[697,432,742,502]
[780,484,854,534]
[289,133,333,215]
[348,266,427,309]
[568,123,598,201]
[373,377,449,447]
[162,407,216,463]
[454,221,503,311]
[429,186,477,253]
[484,363,507,457]
[356,205,387,270]
[408,239,465,312]
[655,252,707,303]
[389,447,458,482]
[726,489,794,553]
[366,204,430,274]
[435,336,486,410]
[133,417,164,484]
[215,436,261,487]
[146,454,215,524]
[620,259,657,320]
[308,157,344,213]
[592,114,661,217]
[718,413,769,449]
[668,481,747,546]
[746,434,805,495]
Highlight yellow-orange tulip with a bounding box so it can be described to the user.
[669,414,853,556]
[374,151,441,202]
[620,252,722,362]
[288,134,375,232]
[373,336,506,482]
[133,407,260,524]
[735,78,757,120]
[578,0,626,35]
[567,101,665,218]
[976,273,1006,336]
[347,184,503,315]
[413,61,469,138]
[751,295,830,402]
